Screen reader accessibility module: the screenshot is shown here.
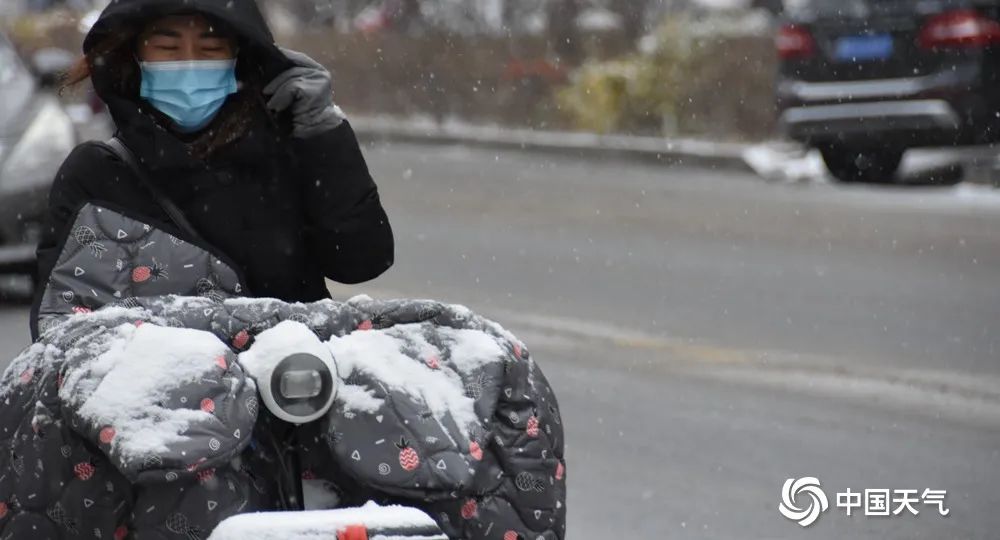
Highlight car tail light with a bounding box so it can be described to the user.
[776,24,816,59]
[919,9,1000,49]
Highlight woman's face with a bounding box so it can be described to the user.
[137,14,236,62]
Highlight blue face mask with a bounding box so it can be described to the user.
[139,59,238,133]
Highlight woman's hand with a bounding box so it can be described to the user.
[263,48,345,139]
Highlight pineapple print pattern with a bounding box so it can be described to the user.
[245,396,259,417]
[99,427,116,445]
[464,371,490,400]
[132,266,150,283]
[526,414,540,438]
[425,354,441,370]
[196,468,216,484]
[130,258,168,283]
[14,204,276,535]
[142,455,164,470]
[38,202,248,348]
[73,461,95,481]
[112,296,143,310]
[397,437,420,472]
[469,440,483,461]
[515,472,546,493]
[200,398,216,414]
[460,498,478,520]
[232,329,250,350]
[196,278,226,303]
[71,225,107,258]
[47,502,79,534]
[165,513,203,539]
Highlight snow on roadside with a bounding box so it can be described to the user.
[952,182,1000,205]
[743,143,828,183]
[745,142,1000,209]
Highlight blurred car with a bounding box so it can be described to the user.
[776,0,1000,182]
[0,34,76,279]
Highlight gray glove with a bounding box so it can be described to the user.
[263,47,346,139]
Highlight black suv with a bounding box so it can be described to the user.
[776,0,1000,182]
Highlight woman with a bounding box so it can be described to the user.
[30,0,394,339]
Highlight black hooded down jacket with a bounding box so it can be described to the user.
[30,0,394,340]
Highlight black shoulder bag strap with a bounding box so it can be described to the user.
[104,136,205,243]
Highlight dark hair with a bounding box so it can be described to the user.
[61,28,139,94]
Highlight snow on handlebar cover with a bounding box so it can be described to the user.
[0,294,567,539]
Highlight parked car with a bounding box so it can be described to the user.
[0,34,76,280]
[776,0,1000,182]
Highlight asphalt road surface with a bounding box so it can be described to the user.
[1,141,998,539]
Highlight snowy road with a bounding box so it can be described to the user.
[2,141,999,538]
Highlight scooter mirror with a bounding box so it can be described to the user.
[280,369,323,400]
[238,321,340,425]
[260,352,337,424]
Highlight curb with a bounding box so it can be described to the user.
[349,116,756,174]
[349,115,1000,187]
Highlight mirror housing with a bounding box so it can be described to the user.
[238,321,339,425]
[258,352,338,424]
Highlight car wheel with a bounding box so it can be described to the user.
[820,145,904,184]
